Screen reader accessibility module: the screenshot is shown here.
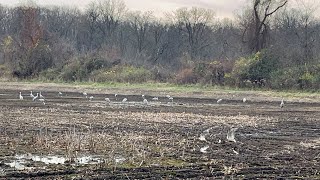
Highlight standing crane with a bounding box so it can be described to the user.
[39,92,45,99]
[30,91,34,98]
[19,92,23,100]
[280,98,284,108]
[83,92,88,99]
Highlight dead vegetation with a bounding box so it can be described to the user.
[0,86,319,179]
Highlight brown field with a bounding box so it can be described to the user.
[0,83,319,179]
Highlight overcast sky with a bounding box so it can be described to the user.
[0,0,318,19]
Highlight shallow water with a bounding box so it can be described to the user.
[5,154,104,170]
[5,160,27,170]
[114,155,126,163]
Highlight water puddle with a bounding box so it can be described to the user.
[19,154,66,165]
[4,154,105,170]
[114,155,126,163]
[242,130,282,138]
[5,160,28,171]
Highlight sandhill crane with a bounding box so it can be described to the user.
[152,97,158,101]
[89,96,94,101]
[243,98,247,103]
[233,149,239,155]
[38,98,45,105]
[200,146,209,153]
[30,91,34,98]
[105,98,111,103]
[280,98,284,108]
[227,128,238,143]
[199,128,211,142]
[199,134,207,141]
[33,93,39,101]
[19,92,23,100]
[217,99,222,104]
[122,98,127,102]
[39,92,44,99]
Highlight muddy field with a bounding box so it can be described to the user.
[0,84,319,179]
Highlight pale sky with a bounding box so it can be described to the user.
[0,0,247,19]
[0,0,318,19]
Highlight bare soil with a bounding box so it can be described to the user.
[0,83,319,179]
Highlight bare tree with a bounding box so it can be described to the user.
[273,0,318,66]
[168,7,215,60]
[127,11,154,54]
[148,20,168,64]
[240,0,288,53]
[294,1,317,63]
[95,0,127,46]
[85,2,100,50]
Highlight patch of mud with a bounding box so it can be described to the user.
[0,87,320,179]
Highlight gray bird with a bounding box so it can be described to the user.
[33,93,39,101]
[19,92,23,100]
[280,98,284,108]
[30,91,34,98]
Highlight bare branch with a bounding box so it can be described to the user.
[266,0,288,16]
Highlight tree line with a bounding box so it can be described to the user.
[0,0,319,89]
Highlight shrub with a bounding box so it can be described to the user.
[231,57,251,86]
[174,68,198,84]
[90,65,154,83]
[38,68,61,81]
[298,71,314,89]
[231,51,278,87]
[269,67,299,89]
[206,61,225,85]
[84,57,110,74]
[192,61,226,85]
[12,42,54,78]
[60,61,82,82]
[120,66,153,83]
[59,53,113,82]
[151,67,172,82]
[269,64,320,90]
[193,63,207,78]
[0,64,12,79]
[224,73,235,86]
